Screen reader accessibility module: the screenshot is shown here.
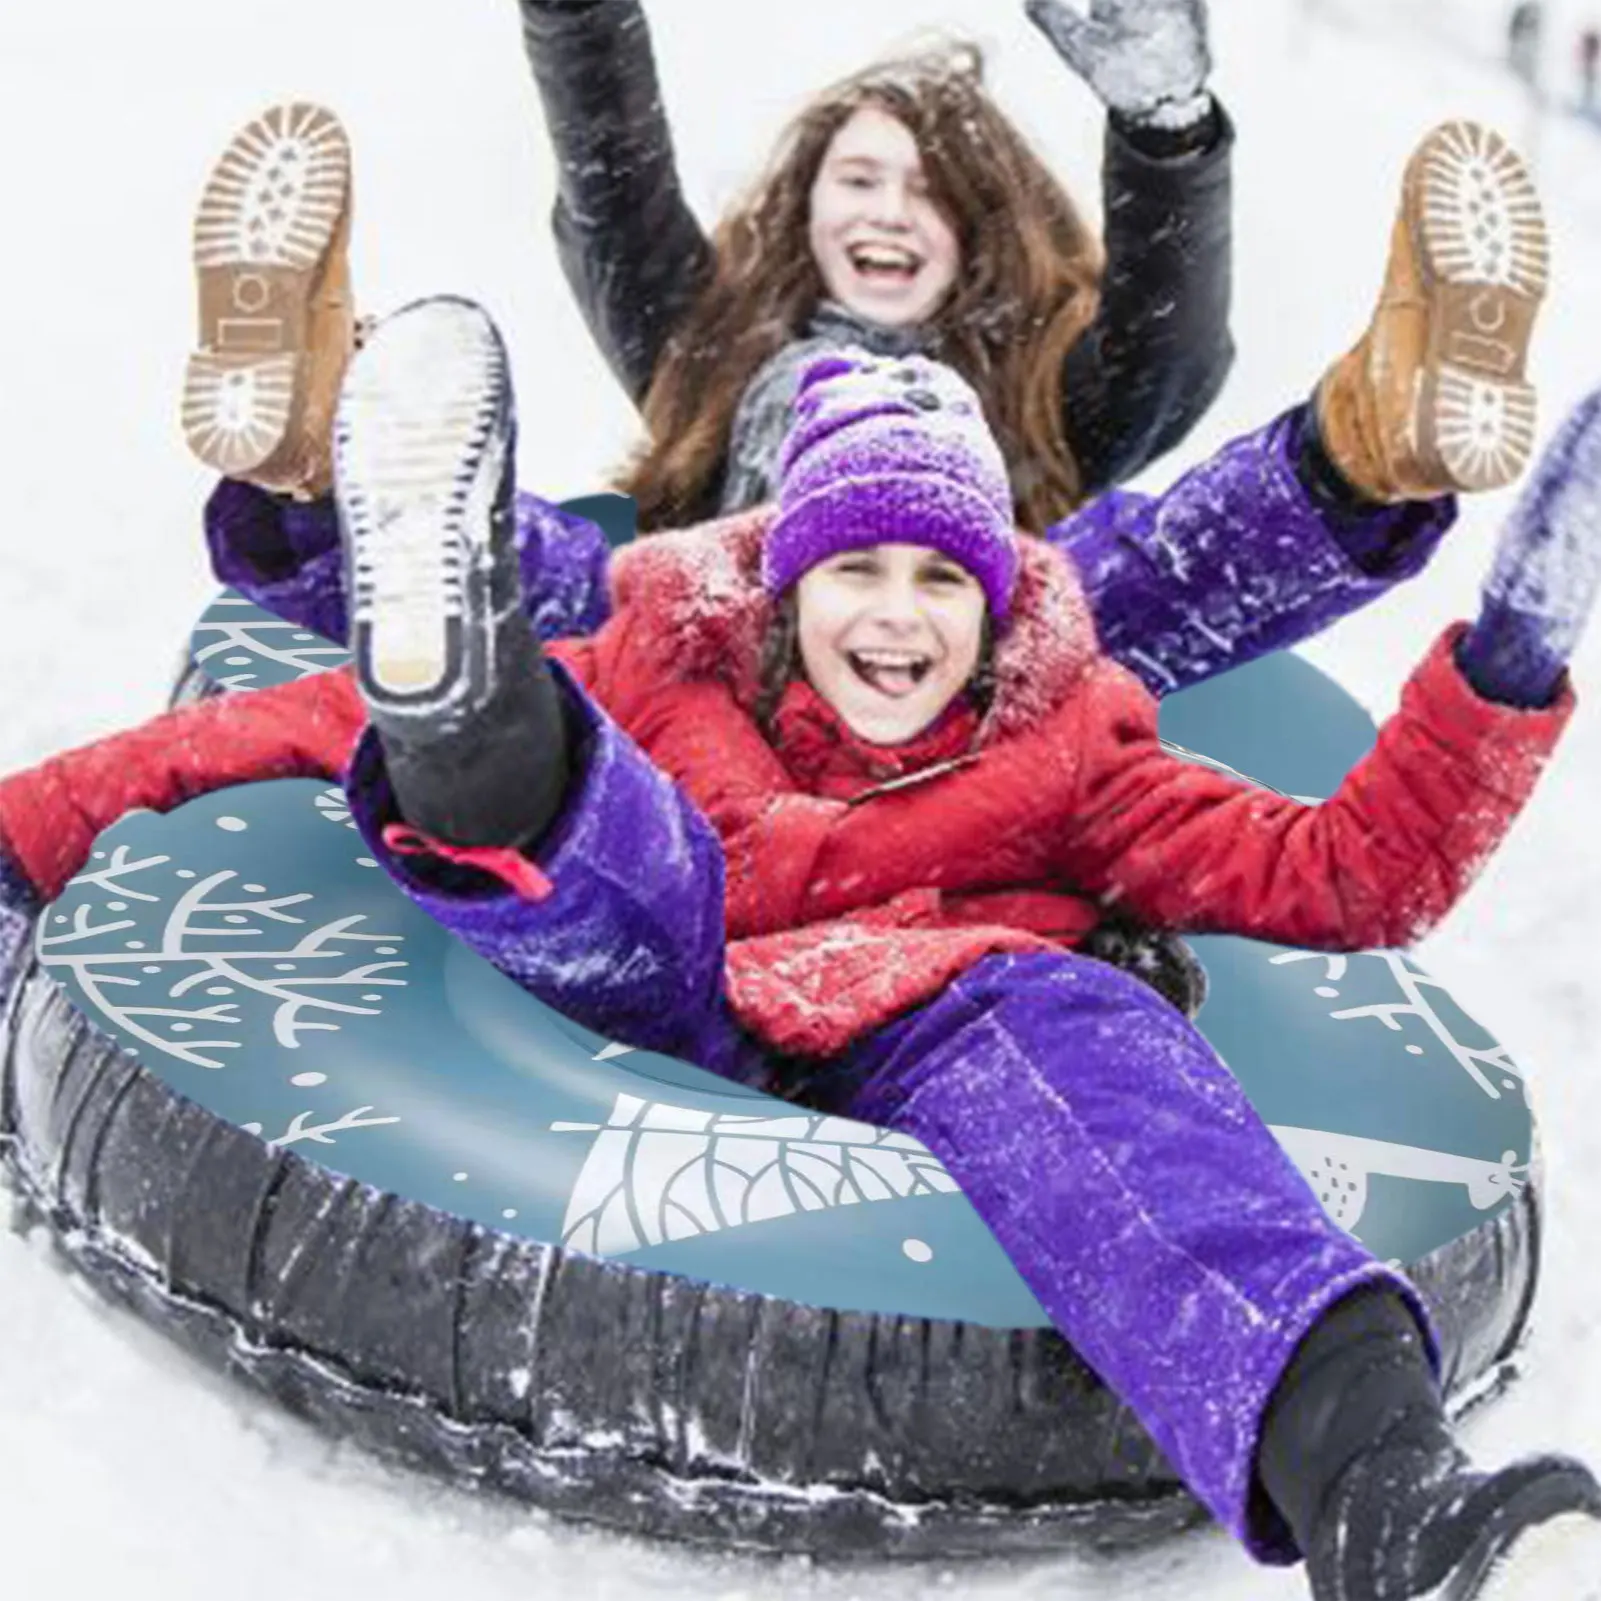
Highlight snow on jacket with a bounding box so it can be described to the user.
[514,507,1572,1053]
[517,0,1235,514]
[0,509,1572,1060]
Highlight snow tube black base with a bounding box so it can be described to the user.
[0,934,1537,1560]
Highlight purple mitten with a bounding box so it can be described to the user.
[1457,386,1601,708]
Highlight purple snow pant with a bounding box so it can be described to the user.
[203,407,1455,698]
[345,668,1435,1566]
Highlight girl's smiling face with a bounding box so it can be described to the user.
[794,542,987,744]
[807,106,960,328]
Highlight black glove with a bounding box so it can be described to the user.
[1082,909,1209,1017]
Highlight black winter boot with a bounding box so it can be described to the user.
[333,295,572,849]
[1258,1287,1601,1600]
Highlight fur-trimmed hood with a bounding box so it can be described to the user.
[606,505,1102,744]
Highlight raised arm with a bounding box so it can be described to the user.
[1057,637,1571,951]
[1061,109,1233,489]
[1025,0,1234,489]
[517,0,714,402]
[0,671,365,905]
[1068,357,1601,938]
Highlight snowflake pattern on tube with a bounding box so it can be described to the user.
[552,1092,959,1255]
[39,835,404,1068]
[188,591,351,692]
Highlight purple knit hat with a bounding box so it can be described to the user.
[763,351,1020,622]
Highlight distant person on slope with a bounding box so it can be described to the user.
[1579,24,1600,112]
[1509,1,1544,94]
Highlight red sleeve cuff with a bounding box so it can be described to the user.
[1413,622,1575,792]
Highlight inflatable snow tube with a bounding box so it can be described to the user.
[6,644,1539,1561]
[168,589,346,704]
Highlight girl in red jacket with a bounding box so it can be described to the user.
[327,301,1601,1599]
[3,297,1600,1598]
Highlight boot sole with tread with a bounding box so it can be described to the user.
[1410,121,1548,494]
[334,297,512,717]
[181,102,351,480]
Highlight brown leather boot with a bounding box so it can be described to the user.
[1316,120,1549,502]
[181,103,355,499]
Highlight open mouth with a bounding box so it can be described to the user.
[848,648,934,698]
[846,241,924,284]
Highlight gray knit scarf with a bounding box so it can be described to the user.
[718,302,929,514]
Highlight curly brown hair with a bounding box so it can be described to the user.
[616,40,1105,536]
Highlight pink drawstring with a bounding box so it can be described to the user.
[381,823,554,901]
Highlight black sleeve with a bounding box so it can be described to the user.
[518,0,716,404]
[1060,98,1236,494]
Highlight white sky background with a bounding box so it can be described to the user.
[2,1,1601,1596]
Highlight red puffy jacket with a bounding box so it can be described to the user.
[0,507,1574,1057]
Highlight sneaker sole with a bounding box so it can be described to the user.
[181,103,351,478]
[1411,121,1549,493]
[335,297,510,712]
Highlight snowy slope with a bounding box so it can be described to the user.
[2,2,1600,1597]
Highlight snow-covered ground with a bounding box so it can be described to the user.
[3,1,1600,1596]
